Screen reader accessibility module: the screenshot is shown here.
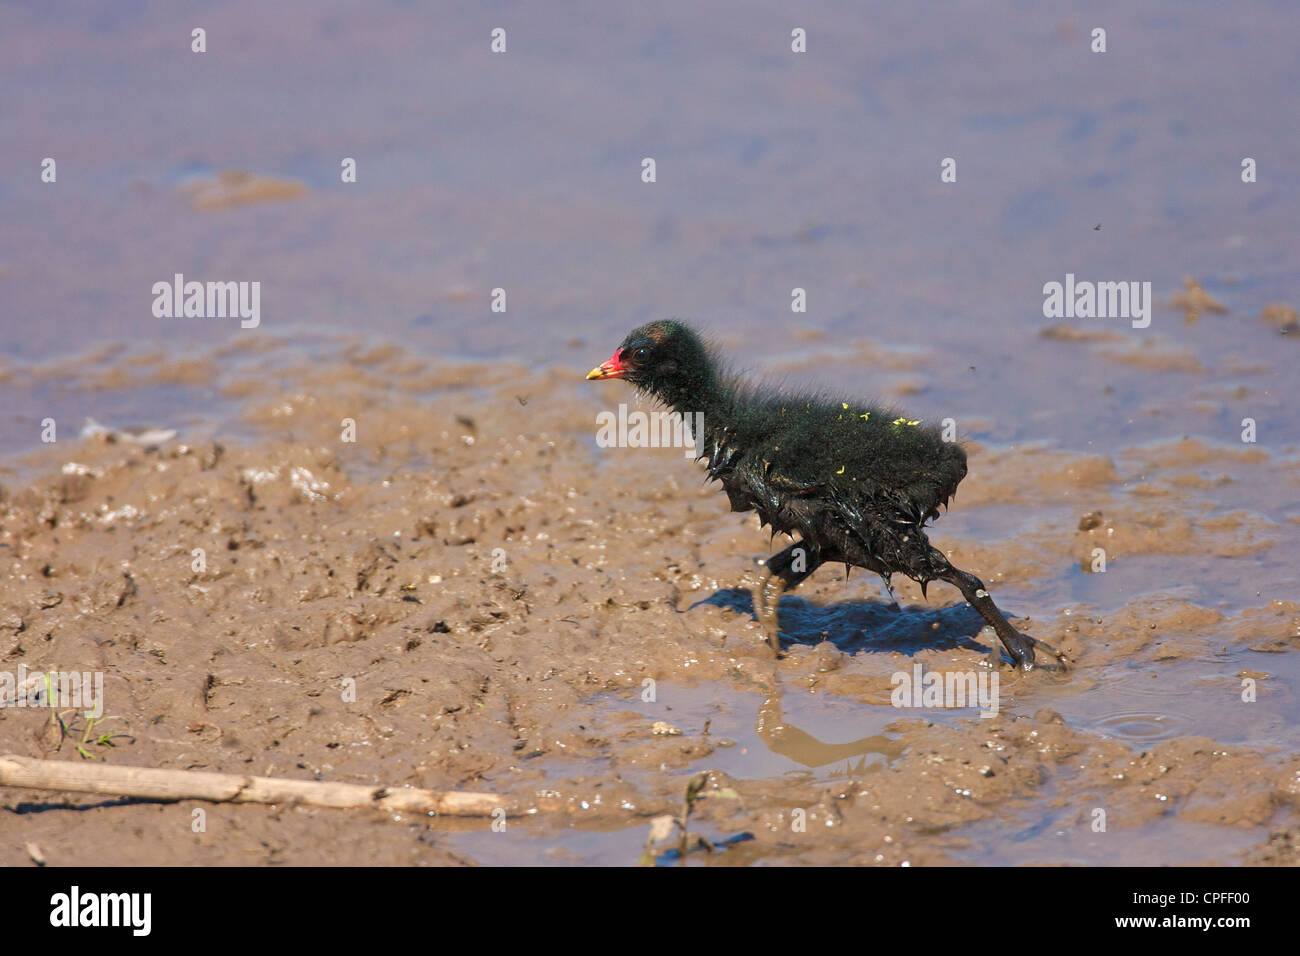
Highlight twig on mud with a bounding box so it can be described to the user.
[0,754,507,817]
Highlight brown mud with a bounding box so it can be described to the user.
[2,342,1296,866]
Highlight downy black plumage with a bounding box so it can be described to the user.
[587,319,1064,670]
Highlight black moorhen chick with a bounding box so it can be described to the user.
[587,320,1064,670]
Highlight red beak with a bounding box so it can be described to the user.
[586,348,627,380]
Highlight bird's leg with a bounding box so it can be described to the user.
[931,561,1065,671]
[755,541,800,626]
[756,540,822,656]
[878,573,900,611]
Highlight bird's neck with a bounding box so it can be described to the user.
[657,371,736,438]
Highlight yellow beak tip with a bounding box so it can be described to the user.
[585,367,604,380]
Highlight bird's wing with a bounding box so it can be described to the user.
[761,418,968,526]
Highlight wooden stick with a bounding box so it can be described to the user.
[0,754,507,817]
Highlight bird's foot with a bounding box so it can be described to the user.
[986,627,1068,672]
[1024,632,1069,672]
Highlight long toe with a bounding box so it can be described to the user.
[1026,634,1069,671]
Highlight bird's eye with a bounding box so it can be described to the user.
[632,347,650,363]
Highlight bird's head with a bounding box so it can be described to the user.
[585,320,715,407]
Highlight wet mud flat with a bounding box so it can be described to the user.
[1,342,1298,866]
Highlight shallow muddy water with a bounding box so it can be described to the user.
[1,2,1297,866]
